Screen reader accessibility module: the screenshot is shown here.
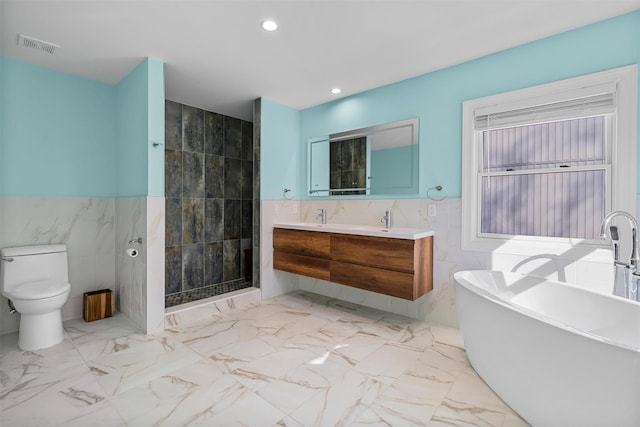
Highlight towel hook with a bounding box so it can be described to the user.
[427,185,447,201]
[283,188,294,200]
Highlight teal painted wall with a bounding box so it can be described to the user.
[116,60,149,197]
[0,56,6,195]
[1,56,164,198]
[115,57,165,197]
[260,98,301,199]
[296,10,640,199]
[1,57,117,197]
[147,58,165,197]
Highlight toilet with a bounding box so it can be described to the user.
[0,244,71,351]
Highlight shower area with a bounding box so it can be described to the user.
[164,100,259,308]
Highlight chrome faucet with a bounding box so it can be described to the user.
[316,208,327,224]
[380,210,391,229]
[600,211,640,269]
[600,211,640,301]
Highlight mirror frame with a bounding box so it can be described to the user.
[308,117,419,197]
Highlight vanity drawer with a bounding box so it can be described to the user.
[273,228,330,258]
[331,234,415,272]
[274,251,330,280]
[272,227,433,301]
[330,261,414,300]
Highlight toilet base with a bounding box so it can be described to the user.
[18,310,65,351]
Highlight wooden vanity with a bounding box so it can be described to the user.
[273,225,433,300]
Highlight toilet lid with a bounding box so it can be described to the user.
[5,280,71,300]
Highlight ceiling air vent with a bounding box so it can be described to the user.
[17,34,59,54]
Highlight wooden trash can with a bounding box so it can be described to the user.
[83,289,115,322]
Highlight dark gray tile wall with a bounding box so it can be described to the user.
[330,137,367,196]
[165,100,255,298]
[252,99,261,288]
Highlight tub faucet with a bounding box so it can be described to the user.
[316,208,327,224]
[600,211,640,301]
[600,211,640,269]
[380,210,392,229]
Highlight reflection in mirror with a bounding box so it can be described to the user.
[308,118,419,197]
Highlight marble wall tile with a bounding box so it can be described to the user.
[224,157,242,199]
[1,197,115,257]
[0,195,162,335]
[182,198,204,244]
[204,198,224,242]
[0,196,116,335]
[114,197,147,332]
[223,240,240,281]
[204,111,223,156]
[224,116,242,158]
[205,155,223,198]
[164,149,182,198]
[182,244,204,290]
[224,199,241,240]
[182,151,204,198]
[145,196,166,334]
[266,196,620,328]
[205,242,224,285]
[165,198,182,246]
[117,254,146,330]
[182,105,204,153]
[164,100,182,151]
[165,246,182,294]
[259,200,299,299]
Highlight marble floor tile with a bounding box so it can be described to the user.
[353,344,422,385]
[289,370,387,427]
[0,292,528,426]
[1,370,115,427]
[109,358,226,421]
[126,374,284,426]
[89,339,202,396]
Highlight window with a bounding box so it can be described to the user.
[462,65,637,255]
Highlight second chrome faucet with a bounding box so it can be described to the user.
[316,208,327,224]
[381,210,392,229]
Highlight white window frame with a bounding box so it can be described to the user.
[461,65,637,259]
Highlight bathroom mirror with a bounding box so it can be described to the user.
[308,118,419,197]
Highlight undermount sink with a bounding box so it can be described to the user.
[273,222,434,240]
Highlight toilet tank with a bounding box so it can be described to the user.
[0,245,69,293]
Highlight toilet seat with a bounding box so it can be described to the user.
[5,280,71,300]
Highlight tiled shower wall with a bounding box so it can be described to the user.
[330,137,367,195]
[164,100,254,301]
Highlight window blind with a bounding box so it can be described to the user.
[474,83,617,130]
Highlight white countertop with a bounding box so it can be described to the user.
[273,222,434,240]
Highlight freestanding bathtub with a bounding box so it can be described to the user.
[454,270,640,427]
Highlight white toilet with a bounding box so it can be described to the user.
[0,244,71,351]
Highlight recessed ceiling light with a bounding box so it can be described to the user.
[261,20,278,31]
[330,88,342,94]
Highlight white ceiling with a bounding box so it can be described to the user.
[2,1,639,121]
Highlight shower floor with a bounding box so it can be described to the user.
[165,279,253,308]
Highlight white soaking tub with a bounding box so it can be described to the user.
[454,270,640,427]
